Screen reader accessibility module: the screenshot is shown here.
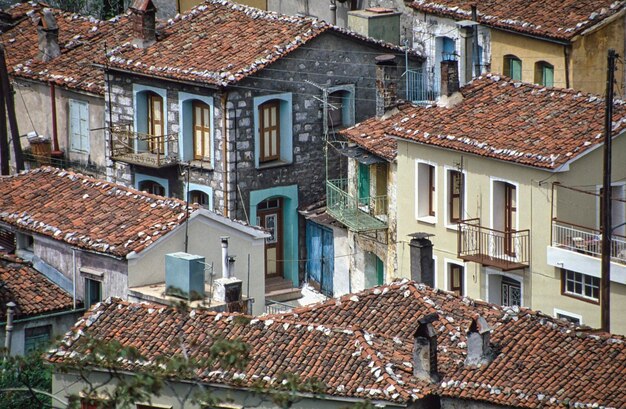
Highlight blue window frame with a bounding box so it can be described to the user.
[253,93,293,168]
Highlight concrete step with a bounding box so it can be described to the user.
[265,286,303,303]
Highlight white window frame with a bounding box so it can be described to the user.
[69,99,90,153]
[415,160,437,224]
[444,165,466,230]
[562,269,600,302]
[444,258,466,296]
[553,308,583,325]
[490,177,520,232]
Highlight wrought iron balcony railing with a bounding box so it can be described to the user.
[110,124,179,168]
[458,218,530,271]
[326,179,387,232]
[551,219,626,265]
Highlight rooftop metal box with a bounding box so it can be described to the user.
[165,252,205,301]
[347,8,402,45]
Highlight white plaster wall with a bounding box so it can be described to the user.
[331,225,351,297]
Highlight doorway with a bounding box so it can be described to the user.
[257,198,283,278]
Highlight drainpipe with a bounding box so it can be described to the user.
[221,91,229,218]
[4,301,15,354]
[563,46,571,89]
[330,0,337,25]
[72,248,77,309]
[50,83,60,153]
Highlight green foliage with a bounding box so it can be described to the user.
[0,348,52,409]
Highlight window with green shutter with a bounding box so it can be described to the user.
[69,99,89,152]
[24,325,51,353]
[503,55,522,81]
[535,61,554,87]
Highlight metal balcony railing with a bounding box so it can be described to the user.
[110,124,179,168]
[406,68,439,104]
[326,179,388,232]
[458,218,530,271]
[551,219,626,265]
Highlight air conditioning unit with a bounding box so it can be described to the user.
[165,252,205,301]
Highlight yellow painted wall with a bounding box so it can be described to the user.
[490,29,567,88]
[394,138,626,334]
[179,0,266,12]
[570,16,626,97]
[489,15,625,96]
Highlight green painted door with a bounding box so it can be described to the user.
[376,256,384,286]
[358,163,370,206]
[510,58,522,81]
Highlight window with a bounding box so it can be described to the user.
[189,190,209,207]
[535,61,554,87]
[555,311,582,325]
[138,180,165,196]
[259,100,280,163]
[192,101,211,161]
[562,269,600,302]
[69,99,89,152]
[253,93,292,167]
[327,86,355,129]
[503,55,522,81]
[417,162,436,220]
[440,36,456,61]
[85,278,102,309]
[358,163,370,206]
[448,263,464,296]
[147,92,164,154]
[0,228,15,253]
[16,233,34,252]
[501,276,521,306]
[24,325,51,353]
[448,170,463,224]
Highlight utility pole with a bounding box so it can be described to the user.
[0,45,24,172]
[601,48,617,333]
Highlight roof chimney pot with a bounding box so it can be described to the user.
[130,0,157,49]
[465,315,494,366]
[413,313,439,381]
[375,54,398,117]
[36,8,60,62]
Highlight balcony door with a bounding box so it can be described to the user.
[501,276,521,306]
[494,181,517,257]
[358,163,370,206]
[258,198,283,278]
[147,93,164,154]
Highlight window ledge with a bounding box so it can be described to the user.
[189,160,213,170]
[562,292,599,305]
[417,216,437,225]
[257,159,292,170]
[446,223,460,231]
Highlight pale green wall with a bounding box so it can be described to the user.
[127,212,267,315]
[394,138,626,334]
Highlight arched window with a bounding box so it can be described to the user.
[534,61,554,87]
[189,190,209,207]
[138,180,165,196]
[192,101,211,161]
[503,55,522,81]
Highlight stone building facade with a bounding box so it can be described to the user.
[104,29,420,289]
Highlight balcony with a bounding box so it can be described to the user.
[110,124,179,168]
[457,218,530,271]
[326,179,388,232]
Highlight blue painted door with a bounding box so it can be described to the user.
[306,221,334,295]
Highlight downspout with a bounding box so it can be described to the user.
[72,248,77,309]
[563,45,571,89]
[50,83,60,153]
[4,302,15,354]
[221,91,229,218]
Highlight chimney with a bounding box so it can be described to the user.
[4,301,16,354]
[375,54,398,117]
[437,60,463,108]
[130,0,157,49]
[409,232,434,286]
[36,8,60,62]
[456,20,478,85]
[221,236,229,279]
[413,313,439,381]
[465,315,494,366]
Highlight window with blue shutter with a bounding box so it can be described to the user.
[69,99,89,152]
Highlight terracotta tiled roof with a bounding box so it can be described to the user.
[49,282,626,408]
[48,297,433,403]
[280,281,626,408]
[344,74,626,170]
[106,0,414,86]
[0,167,191,257]
[0,3,134,94]
[410,0,626,41]
[0,255,77,320]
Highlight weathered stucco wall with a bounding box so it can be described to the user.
[571,14,626,97]
[13,79,107,175]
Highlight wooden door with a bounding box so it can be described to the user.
[258,198,283,278]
